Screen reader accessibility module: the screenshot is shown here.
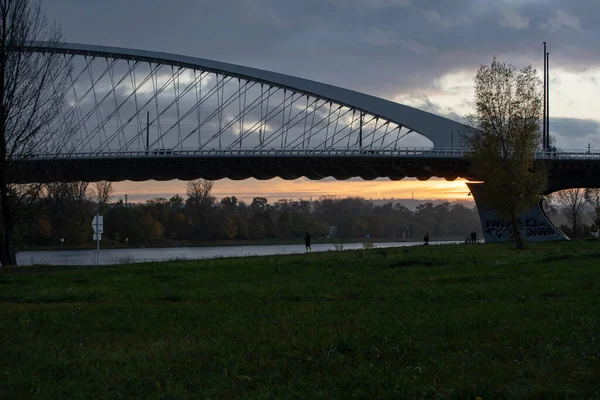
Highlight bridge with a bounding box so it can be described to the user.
[13,148,600,192]
[12,43,600,242]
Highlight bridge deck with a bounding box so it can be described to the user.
[11,148,600,192]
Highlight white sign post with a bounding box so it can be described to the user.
[92,214,104,265]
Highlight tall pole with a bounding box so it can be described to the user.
[96,213,100,265]
[543,42,547,149]
[547,52,550,149]
[359,112,363,149]
[146,110,150,151]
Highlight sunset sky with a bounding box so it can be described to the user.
[45,0,600,203]
[113,178,471,204]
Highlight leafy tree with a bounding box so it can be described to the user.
[0,0,72,265]
[103,201,133,244]
[169,194,184,209]
[137,213,164,243]
[250,197,269,213]
[37,216,51,237]
[465,57,547,249]
[222,216,237,239]
[234,214,249,239]
[44,182,94,244]
[220,196,239,213]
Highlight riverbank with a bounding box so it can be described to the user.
[16,240,460,266]
[16,236,466,252]
[1,241,598,398]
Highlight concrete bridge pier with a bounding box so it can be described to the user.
[467,182,569,243]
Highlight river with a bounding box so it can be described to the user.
[16,240,458,266]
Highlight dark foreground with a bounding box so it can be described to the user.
[0,242,598,399]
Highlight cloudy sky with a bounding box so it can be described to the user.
[44,0,599,202]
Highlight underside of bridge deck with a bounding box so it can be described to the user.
[11,156,474,183]
[12,156,600,189]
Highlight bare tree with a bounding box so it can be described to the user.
[542,193,559,217]
[556,189,586,238]
[45,182,90,204]
[465,57,547,249]
[186,179,215,232]
[0,0,71,266]
[93,181,114,214]
[585,188,600,231]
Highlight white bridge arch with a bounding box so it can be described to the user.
[23,42,470,155]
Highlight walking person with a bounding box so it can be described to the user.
[423,232,430,245]
[304,232,311,252]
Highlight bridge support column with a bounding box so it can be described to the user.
[467,182,568,243]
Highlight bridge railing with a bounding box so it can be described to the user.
[535,150,600,160]
[23,147,472,159]
[18,148,600,160]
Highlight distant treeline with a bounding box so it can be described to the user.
[15,180,483,247]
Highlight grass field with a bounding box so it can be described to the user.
[1,241,598,399]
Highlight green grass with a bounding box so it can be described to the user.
[1,241,598,399]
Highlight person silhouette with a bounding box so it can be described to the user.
[423,232,430,245]
[470,231,477,243]
[304,232,311,252]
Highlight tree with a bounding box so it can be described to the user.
[465,57,547,249]
[186,179,215,237]
[169,194,184,209]
[250,197,269,213]
[0,0,71,266]
[584,188,600,231]
[138,213,164,243]
[92,181,114,214]
[556,189,586,238]
[44,182,93,244]
[222,216,238,239]
[220,196,238,213]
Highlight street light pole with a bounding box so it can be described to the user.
[547,52,550,148]
[96,213,100,265]
[543,42,547,149]
[146,110,150,152]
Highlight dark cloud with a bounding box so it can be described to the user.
[44,1,597,80]
[550,117,600,150]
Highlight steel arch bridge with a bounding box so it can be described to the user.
[11,42,600,188]
[11,42,478,183]
[24,42,471,152]
[13,42,600,243]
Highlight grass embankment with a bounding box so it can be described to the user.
[1,241,598,399]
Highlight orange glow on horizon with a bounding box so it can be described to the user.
[112,178,474,204]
